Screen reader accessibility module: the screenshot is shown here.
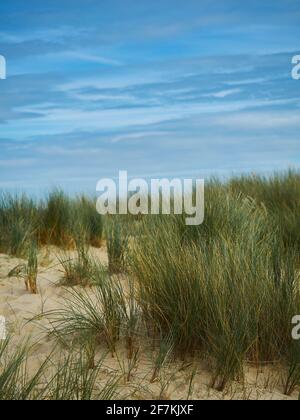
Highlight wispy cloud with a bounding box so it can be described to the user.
[202,88,242,98]
[0,0,300,192]
[111,131,170,143]
[214,110,300,129]
[63,51,123,66]
[0,158,36,168]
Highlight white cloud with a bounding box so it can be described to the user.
[11,97,298,139]
[111,131,170,143]
[36,145,104,157]
[64,51,123,66]
[70,92,136,102]
[214,111,300,129]
[202,88,241,98]
[225,77,268,86]
[0,158,35,168]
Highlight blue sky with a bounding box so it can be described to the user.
[0,0,300,194]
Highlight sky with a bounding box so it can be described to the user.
[0,0,300,194]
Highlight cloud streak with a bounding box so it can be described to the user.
[0,0,299,193]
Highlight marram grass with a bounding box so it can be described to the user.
[1,170,300,396]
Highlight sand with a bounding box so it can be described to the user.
[0,247,297,400]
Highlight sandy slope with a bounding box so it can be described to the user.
[0,248,297,400]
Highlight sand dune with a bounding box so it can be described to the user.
[0,248,297,400]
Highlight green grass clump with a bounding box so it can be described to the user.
[0,193,39,257]
[41,190,73,247]
[129,178,300,390]
[76,197,103,247]
[25,241,38,294]
[1,170,300,394]
[45,264,141,358]
[45,285,121,355]
[106,220,128,274]
[229,170,300,256]
[283,341,300,396]
[0,338,45,400]
[45,350,119,400]
[0,337,119,400]
[59,235,95,287]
